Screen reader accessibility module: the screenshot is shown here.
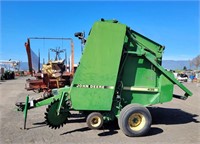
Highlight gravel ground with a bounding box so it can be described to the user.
[0,76,199,144]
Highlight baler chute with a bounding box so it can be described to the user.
[16,19,192,137]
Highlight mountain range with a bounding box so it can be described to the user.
[19,60,193,71]
[162,60,193,70]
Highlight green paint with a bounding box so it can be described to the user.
[35,86,70,108]
[23,96,29,129]
[70,20,127,110]
[56,92,65,115]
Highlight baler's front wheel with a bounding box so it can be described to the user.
[86,112,103,129]
[118,104,152,137]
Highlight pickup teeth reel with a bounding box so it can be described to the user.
[44,100,70,129]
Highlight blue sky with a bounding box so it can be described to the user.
[1,0,199,64]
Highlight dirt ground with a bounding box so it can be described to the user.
[0,76,200,144]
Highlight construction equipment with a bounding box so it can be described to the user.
[25,37,75,92]
[16,19,192,137]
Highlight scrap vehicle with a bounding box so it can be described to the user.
[25,37,75,92]
[1,70,15,80]
[16,19,192,137]
[177,73,188,82]
[0,60,20,80]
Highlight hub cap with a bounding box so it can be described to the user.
[90,116,101,128]
[128,113,146,131]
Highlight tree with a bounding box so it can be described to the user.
[183,66,187,70]
[189,59,193,69]
[191,55,200,70]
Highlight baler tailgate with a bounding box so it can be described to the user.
[70,21,127,110]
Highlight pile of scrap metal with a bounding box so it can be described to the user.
[25,37,75,92]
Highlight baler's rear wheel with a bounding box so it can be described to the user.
[86,112,103,129]
[118,104,152,137]
[45,100,69,129]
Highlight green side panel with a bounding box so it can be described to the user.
[120,55,159,106]
[121,90,160,106]
[70,88,115,110]
[145,52,193,96]
[159,74,173,103]
[121,55,157,87]
[70,21,127,110]
[131,92,160,106]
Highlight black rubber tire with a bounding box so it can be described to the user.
[118,104,152,137]
[86,112,103,130]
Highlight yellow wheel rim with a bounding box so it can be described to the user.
[128,113,146,131]
[90,116,101,128]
